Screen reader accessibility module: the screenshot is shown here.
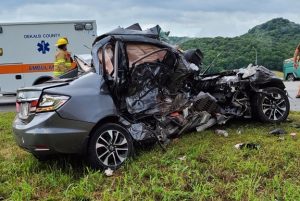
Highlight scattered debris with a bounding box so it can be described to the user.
[178,156,187,161]
[236,128,242,135]
[277,136,285,141]
[269,128,287,135]
[234,143,243,149]
[196,118,217,132]
[104,168,114,177]
[196,156,209,163]
[290,133,297,138]
[234,143,260,150]
[215,129,228,137]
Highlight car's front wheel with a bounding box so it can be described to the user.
[254,87,290,123]
[87,123,134,170]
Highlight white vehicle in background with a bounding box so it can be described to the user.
[0,20,97,94]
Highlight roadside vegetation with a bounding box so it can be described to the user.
[178,18,300,73]
[1,112,300,200]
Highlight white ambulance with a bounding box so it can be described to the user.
[0,20,97,94]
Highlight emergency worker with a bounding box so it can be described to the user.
[53,37,72,77]
[293,43,300,98]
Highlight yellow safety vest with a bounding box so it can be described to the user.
[54,50,72,77]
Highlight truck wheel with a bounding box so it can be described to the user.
[254,87,289,123]
[33,77,52,85]
[286,74,295,81]
[87,123,134,170]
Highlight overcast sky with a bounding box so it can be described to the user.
[1,0,300,37]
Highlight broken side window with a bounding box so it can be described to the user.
[126,43,167,68]
[98,44,114,75]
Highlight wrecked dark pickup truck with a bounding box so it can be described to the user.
[12,24,290,170]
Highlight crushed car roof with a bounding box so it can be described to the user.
[93,23,161,45]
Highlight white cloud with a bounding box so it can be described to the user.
[0,0,300,37]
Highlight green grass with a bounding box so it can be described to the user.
[1,112,300,200]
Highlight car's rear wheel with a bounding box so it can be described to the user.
[255,87,289,123]
[87,123,134,170]
[287,74,295,81]
[33,77,52,85]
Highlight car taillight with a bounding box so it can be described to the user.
[30,100,39,112]
[36,94,70,113]
[16,90,42,118]
[16,99,39,119]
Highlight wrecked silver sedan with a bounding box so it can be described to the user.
[13,24,289,170]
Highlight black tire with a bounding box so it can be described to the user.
[87,123,134,170]
[254,87,290,123]
[33,77,52,85]
[286,74,295,81]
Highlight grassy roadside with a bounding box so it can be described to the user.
[1,112,300,200]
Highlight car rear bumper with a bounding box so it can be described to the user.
[12,112,95,155]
